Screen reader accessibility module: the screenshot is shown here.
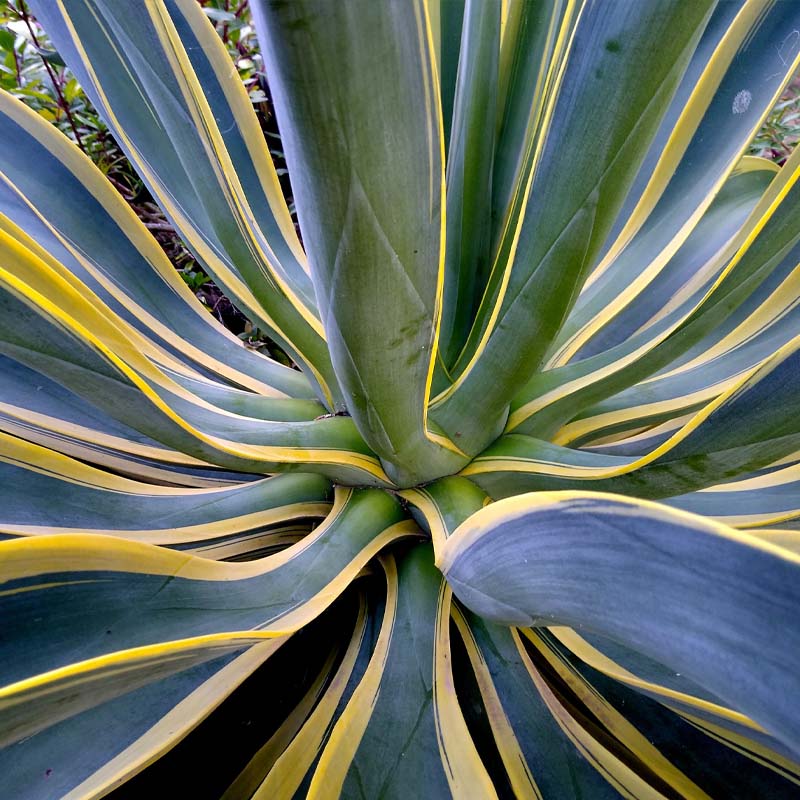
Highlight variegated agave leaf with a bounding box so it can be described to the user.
[0,0,799,797]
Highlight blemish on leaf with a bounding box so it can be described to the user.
[732,89,752,114]
[605,39,621,53]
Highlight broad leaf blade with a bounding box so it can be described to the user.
[0,89,310,399]
[440,492,800,754]
[438,0,500,368]
[31,0,340,405]
[307,544,495,798]
[433,0,717,452]
[0,488,415,745]
[253,0,467,485]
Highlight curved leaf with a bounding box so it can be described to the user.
[0,488,416,746]
[432,0,716,452]
[0,88,311,400]
[440,491,800,754]
[509,144,800,440]
[31,0,341,405]
[468,335,800,499]
[0,442,331,545]
[307,544,495,798]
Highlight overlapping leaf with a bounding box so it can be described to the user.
[0,0,798,796]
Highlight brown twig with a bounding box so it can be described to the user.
[105,173,135,201]
[221,0,230,44]
[15,0,87,154]
[11,37,21,84]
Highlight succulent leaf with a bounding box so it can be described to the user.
[0,0,799,795]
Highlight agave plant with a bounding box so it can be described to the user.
[2,0,800,796]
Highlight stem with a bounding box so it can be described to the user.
[105,174,135,201]
[221,0,230,44]
[11,38,21,84]
[16,1,87,154]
